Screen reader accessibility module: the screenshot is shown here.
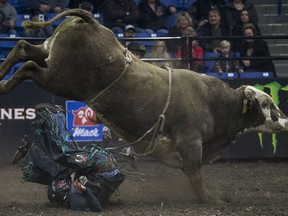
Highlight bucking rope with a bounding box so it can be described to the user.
[86,48,173,156]
[106,65,173,156]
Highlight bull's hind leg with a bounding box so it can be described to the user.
[0,40,47,80]
[178,137,224,204]
[0,61,47,95]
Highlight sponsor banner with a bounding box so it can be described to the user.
[65,101,104,142]
[1,79,288,164]
[0,107,36,120]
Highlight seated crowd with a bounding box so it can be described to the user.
[0,0,276,76]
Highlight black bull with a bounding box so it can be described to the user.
[0,9,288,203]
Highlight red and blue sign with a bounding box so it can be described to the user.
[66,101,104,141]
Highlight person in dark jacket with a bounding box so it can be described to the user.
[102,0,140,33]
[188,0,226,28]
[47,177,103,212]
[12,103,125,212]
[222,0,258,35]
[138,0,177,35]
[28,0,69,13]
[239,24,276,77]
[231,8,261,51]
[197,8,230,53]
[68,0,106,12]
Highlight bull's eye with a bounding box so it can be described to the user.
[262,101,269,109]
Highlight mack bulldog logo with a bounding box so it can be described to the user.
[72,106,96,126]
[66,101,103,142]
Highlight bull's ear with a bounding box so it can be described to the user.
[242,86,257,113]
[244,86,256,101]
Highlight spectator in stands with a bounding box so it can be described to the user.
[79,1,93,14]
[214,40,243,74]
[102,0,140,33]
[127,42,146,59]
[122,24,136,46]
[222,0,258,35]
[232,8,261,51]
[239,24,276,77]
[0,0,17,34]
[167,11,194,53]
[28,0,69,13]
[25,9,54,38]
[138,0,177,35]
[176,27,204,72]
[69,0,106,13]
[197,8,230,53]
[188,0,226,29]
[149,40,172,68]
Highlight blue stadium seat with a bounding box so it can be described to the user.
[161,0,196,10]
[204,51,218,72]
[3,73,13,80]
[239,72,274,79]
[167,14,177,29]
[46,13,65,26]
[205,72,239,79]
[133,0,141,4]
[0,36,18,48]
[15,14,31,34]
[0,41,17,49]
[0,34,18,57]
[135,33,155,46]
[234,51,240,57]
[135,33,150,37]
[2,63,24,80]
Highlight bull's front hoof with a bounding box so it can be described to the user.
[211,198,227,205]
[199,196,227,205]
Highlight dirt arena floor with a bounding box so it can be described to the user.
[0,160,288,216]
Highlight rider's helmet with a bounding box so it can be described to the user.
[47,178,70,206]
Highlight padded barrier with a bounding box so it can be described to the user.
[239,72,274,79]
[204,72,239,79]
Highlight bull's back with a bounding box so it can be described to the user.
[170,70,239,133]
[172,70,235,109]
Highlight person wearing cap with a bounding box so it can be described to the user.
[122,24,136,46]
[124,24,136,37]
[102,0,139,33]
[127,42,146,59]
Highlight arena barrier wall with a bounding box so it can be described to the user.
[1,78,288,164]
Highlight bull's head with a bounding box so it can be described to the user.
[242,85,288,133]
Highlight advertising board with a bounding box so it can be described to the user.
[1,79,288,164]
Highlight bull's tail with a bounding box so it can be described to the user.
[22,9,96,31]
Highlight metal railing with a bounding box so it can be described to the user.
[119,35,288,70]
[1,35,288,73]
